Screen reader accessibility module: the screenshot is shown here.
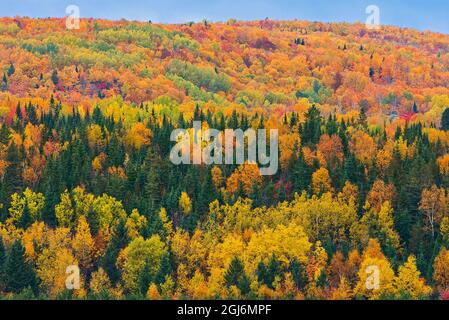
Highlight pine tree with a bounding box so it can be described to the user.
[7,63,15,76]
[412,101,418,113]
[4,241,36,294]
[1,73,7,91]
[256,260,268,284]
[277,181,287,203]
[15,102,22,121]
[442,108,449,131]
[51,70,59,86]
[139,259,153,296]
[302,105,322,146]
[292,150,312,193]
[100,219,130,284]
[197,169,214,215]
[369,67,375,79]
[266,254,282,289]
[0,123,9,145]
[290,259,307,290]
[249,182,262,208]
[224,257,244,287]
[144,149,162,215]
[0,237,5,290]
[224,257,250,295]
[18,205,32,230]
[155,251,172,285]
[4,141,22,196]
[359,102,368,129]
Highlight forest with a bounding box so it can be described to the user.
[1,17,449,300]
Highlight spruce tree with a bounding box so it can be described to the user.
[249,182,262,208]
[290,259,307,290]
[7,63,15,76]
[256,260,268,284]
[0,123,9,145]
[1,73,7,91]
[369,67,375,79]
[442,108,449,131]
[100,219,130,284]
[4,241,36,294]
[4,141,22,196]
[224,257,251,295]
[277,181,287,203]
[18,205,32,230]
[139,259,153,296]
[51,70,59,86]
[302,105,322,146]
[266,254,282,289]
[412,101,418,113]
[0,237,5,290]
[155,251,172,285]
[144,149,162,215]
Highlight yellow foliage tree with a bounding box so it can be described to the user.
[433,248,449,293]
[125,209,147,239]
[89,268,112,295]
[55,190,74,228]
[394,256,432,299]
[147,283,162,300]
[72,215,96,271]
[355,239,395,299]
[311,168,334,195]
[179,192,192,216]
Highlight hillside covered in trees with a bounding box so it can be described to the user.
[1,17,449,300]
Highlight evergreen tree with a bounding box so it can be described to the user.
[51,70,59,86]
[277,181,287,203]
[256,260,268,284]
[144,149,162,215]
[100,219,129,284]
[290,259,307,290]
[302,105,322,146]
[412,101,418,114]
[197,168,214,215]
[4,141,22,196]
[292,150,312,193]
[4,241,36,294]
[7,63,15,76]
[249,181,263,208]
[0,237,5,290]
[442,108,449,131]
[155,251,172,285]
[266,254,282,289]
[369,67,375,79]
[139,259,153,296]
[224,257,251,295]
[1,73,7,91]
[359,102,368,129]
[0,123,9,145]
[18,205,32,230]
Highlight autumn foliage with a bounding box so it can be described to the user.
[0,17,449,300]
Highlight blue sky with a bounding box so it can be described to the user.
[2,0,449,34]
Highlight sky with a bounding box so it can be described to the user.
[1,0,449,34]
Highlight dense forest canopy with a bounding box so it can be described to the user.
[0,17,449,300]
